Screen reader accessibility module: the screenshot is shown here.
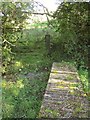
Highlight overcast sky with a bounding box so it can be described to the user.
[35,0,62,12]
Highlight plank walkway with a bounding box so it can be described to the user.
[38,62,89,118]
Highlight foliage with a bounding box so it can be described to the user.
[52,2,89,69]
[78,68,89,99]
[1,2,32,75]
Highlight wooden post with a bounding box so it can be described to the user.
[45,32,51,56]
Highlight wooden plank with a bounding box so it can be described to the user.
[51,70,78,75]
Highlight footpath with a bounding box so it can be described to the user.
[39,62,89,118]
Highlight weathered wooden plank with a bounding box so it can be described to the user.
[38,62,89,118]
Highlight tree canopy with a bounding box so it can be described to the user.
[52,2,89,69]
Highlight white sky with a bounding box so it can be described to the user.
[35,0,61,12]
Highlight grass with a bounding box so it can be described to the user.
[45,109,59,117]
[2,28,52,118]
[78,68,89,100]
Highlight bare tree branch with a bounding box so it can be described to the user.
[23,11,53,17]
[3,39,16,47]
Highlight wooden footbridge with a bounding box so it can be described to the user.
[38,62,89,118]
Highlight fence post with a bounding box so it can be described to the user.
[45,32,51,56]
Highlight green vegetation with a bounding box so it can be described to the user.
[45,109,59,117]
[1,1,89,118]
[78,69,89,99]
[2,29,52,118]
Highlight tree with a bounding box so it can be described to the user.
[1,2,32,75]
[52,2,89,69]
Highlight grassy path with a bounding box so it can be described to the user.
[2,39,52,118]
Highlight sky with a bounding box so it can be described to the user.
[35,0,61,12]
[26,0,62,24]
